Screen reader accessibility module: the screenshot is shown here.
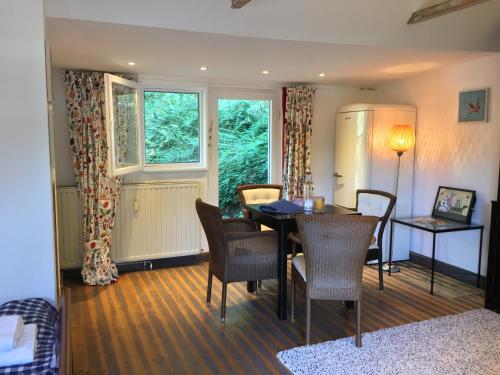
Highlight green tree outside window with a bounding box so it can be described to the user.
[218,99,270,217]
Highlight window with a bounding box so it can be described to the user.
[143,89,206,170]
[105,79,207,175]
[104,74,142,176]
[144,91,200,164]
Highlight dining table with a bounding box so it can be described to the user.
[245,203,359,320]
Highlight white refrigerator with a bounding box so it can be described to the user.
[334,104,416,261]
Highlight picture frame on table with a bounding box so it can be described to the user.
[432,186,476,224]
[458,88,488,123]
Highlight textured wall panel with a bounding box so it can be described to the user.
[56,188,82,269]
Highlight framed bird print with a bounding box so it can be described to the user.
[458,88,488,123]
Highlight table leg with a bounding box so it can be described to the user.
[477,228,483,288]
[247,281,256,293]
[388,220,394,276]
[276,223,287,320]
[246,209,258,294]
[431,233,436,295]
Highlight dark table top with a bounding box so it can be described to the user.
[246,203,358,220]
[392,216,484,233]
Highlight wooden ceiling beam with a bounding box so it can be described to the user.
[231,0,252,9]
[407,0,491,24]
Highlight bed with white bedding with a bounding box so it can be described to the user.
[0,289,71,375]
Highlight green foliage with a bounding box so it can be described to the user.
[144,91,200,164]
[218,99,270,217]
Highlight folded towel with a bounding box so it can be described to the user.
[260,200,302,214]
[0,324,37,367]
[0,315,24,352]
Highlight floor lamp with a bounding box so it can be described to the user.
[382,124,415,273]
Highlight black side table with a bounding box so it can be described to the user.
[388,217,484,295]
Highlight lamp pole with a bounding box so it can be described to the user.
[383,124,415,274]
[382,150,403,273]
[394,150,403,204]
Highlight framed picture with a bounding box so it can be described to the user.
[458,88,488,123]
[432,186,476,224]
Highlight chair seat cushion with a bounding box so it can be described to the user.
[292,254,306,281]
[242,188,281,205]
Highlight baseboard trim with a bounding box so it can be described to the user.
[409,251,486,290]
[62,252,209,280]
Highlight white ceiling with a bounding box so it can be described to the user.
[45,0,500,86]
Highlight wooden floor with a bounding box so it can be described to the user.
[68,262,484,375]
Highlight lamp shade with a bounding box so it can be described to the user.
[388,124,415,154]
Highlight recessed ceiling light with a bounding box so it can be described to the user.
[200,66,208,71]
[319,73,326,77]
[262,70,270,75]
[128,61,136,66]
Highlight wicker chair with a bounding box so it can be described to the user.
[291,214,378,346]
[237,184,283,222]
[289,189,396,291]
[195,198,278,324]
[356,190,396,291]
[237,184,283,290]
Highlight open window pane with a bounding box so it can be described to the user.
[112,83,139,168]
[104,74,141,176]
[144,91,201,165]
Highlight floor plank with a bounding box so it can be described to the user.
[67,261,484,375]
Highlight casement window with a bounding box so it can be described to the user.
[104,74,207,176]
[143,89,206,171]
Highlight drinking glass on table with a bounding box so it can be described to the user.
[313,196,325,212]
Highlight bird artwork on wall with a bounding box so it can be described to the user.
[467,97,481,115]
[458,88,488,123]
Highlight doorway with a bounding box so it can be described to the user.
[218,98,270,217]
[209,89,281,217]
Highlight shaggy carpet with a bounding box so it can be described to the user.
[277,309,500,375]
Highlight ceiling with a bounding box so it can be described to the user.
[45,0,500,86]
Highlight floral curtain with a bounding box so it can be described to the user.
[282,86,316,198]
[63,71,120,285]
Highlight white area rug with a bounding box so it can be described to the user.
[277,309,500,375]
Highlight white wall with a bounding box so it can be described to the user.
[52,68,75,186]
[375,55,500,275]
[311,87,376,203]
[0,1,57,304]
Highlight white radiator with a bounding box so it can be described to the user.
[56,182,202,269]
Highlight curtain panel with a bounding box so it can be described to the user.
[282,87,316,198]
[63,71,121,286]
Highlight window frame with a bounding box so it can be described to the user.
[139,83,208,172]
[104,73,143,177]
[207,87,282,206]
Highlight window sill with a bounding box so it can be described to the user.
[143,164,208,173]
